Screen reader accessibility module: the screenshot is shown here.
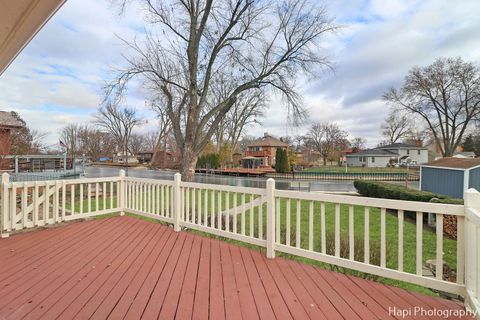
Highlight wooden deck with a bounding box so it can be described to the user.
[0,216,471,319]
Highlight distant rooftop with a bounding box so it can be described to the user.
[423,157,480,169]
[377,142,426,149]
[0,111,23,128]
[247,135,288,148]
[346,149,399,156]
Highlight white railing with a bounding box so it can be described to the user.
[465,189,480,316]
[0,172,123,234]
[1,170,480,315]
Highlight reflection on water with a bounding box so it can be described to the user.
[84,166,419,193]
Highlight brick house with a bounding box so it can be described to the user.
[243,134,288,168]
[0,111,23,169]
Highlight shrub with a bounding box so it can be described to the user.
[353,180,463,204]
[196,153,221,169]
[275,148,290,173]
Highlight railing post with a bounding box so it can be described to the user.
[119,169,126,216]
[464,188,480,313]
[173,173,182,232]
[266,178,275,259]
[1,173,10,238]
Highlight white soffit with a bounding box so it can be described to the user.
[0,0,66,76]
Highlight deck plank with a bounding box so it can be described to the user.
[157,233,195,319]
[192,237,211,320]
[63,219,159,319]
[140,232,188,319]
[175,234,202,319]
[123,229,181,320]
[0,217,130,317]
[105,227,173,319]
[0,216,473,320]
[209,238,226,320]
[23,218,150,320]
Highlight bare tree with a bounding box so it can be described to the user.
[60,123,81,156]
[108,0,337,180]
[128,133,147,155]
[350,136,366,150]
[293,135,305,150]
[149,103,173,167]
[380,110,411,144]
[384,57,480,156]
[144,131,160,151]
[307,122,348,165]
[94,103,142,170]
[238,135,257,151]
[8,112,48,154]
[214,88,265,157]
[78,125,116,161]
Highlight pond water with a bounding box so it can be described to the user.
[85,166,419,193]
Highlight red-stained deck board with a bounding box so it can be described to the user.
[0,217,131,317]
[0,216,473,320]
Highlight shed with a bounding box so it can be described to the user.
[420,157,480,199]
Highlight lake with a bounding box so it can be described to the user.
[84,166,419,193]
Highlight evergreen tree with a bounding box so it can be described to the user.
[282,149,290,172]
[275,148,283,172]
[275,148,290,173]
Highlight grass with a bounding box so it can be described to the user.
[71,189,457,297]
[303,166,413,174]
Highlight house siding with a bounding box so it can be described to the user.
[469,167,480,191]
[397,148,428,164]
[366,156,391,167]
[421,167,464,199]
[346,155,392,167]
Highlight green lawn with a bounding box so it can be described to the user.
[74,189,456,297]
[303,166,414,174]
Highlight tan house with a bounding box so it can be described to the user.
[243,134,288,168]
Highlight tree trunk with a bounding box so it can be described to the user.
[180,145,198,181]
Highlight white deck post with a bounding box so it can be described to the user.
[173,173,181,232]
[464,188,480,313]
[119,169,126,216]
[1,173,10,238]
[266,178,275,258]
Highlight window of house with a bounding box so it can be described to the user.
[371,157,375,163]
[407,149,410,155]
[417,150,421,155]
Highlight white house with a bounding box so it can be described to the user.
[346,149,399,167]
[376,143,428,165]
[346,143,428,167]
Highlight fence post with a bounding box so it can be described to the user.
[1,173,10,238]
[119,169,126,216]
[266,178,276,259]
[464,188,480,311]
[173,173,182,232]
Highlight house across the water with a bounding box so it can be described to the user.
[0,111,23,170]
[242,133,288,168]
[346,142,428,167]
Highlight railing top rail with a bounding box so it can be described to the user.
[125,176,175,186]
[180,181,266,195]
[274,189,465,215]
[466,207,480,225]
[5,176,122,187]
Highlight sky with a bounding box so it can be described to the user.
[0,0,479,149]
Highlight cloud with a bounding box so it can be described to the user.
[0,0,479,149]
